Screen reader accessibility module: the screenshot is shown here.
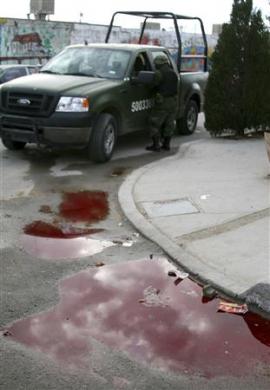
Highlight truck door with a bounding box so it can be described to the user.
[121,52,154,133]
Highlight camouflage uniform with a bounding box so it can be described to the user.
[149,92,177,138]
[146,56,178,152]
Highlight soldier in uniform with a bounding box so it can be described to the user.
[146,55,178,152]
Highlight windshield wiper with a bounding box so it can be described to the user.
[65,72,103,78]
[40,70,60,74]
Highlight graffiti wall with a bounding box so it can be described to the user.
[70,24,128,45]
[0,17,217,67]
[116,28,217,71]
[0,18,73,63]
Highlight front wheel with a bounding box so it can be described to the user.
[1,137,26,150]
[88,113,117,163]
[177,100,198,135]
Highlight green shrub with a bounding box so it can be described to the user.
[204,0,270,137]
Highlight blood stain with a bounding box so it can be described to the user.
[59,191,109,222]
[4,258,270,377]
[23,220,103,239]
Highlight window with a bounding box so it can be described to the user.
[41,47,131,79]
[131,52,152,76]
[1,67,27,83]
[28,66,40,75]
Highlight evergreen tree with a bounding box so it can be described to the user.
[204,0,270,136]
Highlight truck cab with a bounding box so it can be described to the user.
[0,11,208,162]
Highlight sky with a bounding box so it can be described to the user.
[0,0,269,33]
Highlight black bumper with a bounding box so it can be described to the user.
[0,112,96,146]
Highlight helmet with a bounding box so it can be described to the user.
[154,55,169,67]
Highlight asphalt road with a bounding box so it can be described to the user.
[1,116,269,390]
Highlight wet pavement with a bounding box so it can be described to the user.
[20,233,115,260]
[2,123,270,389]
[2,257,270,379]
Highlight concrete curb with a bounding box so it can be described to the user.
[118,140,244,302]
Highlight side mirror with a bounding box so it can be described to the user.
[131,71,155,85]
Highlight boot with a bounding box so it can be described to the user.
[145,135,161,152]
[161,137,171,151]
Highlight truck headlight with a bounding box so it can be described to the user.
[56,97,89,112]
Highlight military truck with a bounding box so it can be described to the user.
[0,11,208,162]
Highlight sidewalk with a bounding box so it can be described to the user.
[119,137,270,316]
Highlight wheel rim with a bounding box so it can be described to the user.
[187,106,197,131]
[104,123,115,155]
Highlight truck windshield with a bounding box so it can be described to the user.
[41,47,131,79]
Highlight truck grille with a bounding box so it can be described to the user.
[1,91,56,117]
[1,116,37,132]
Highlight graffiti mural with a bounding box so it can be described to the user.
[0,18,73,63]
[119,28,217,71]
[0,17,217,67]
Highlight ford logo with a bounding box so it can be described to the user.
[17,98,31,105]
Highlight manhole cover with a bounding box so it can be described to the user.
[141,199,199,218]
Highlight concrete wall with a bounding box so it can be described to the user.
[0,17,217,68]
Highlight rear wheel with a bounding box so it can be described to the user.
[88,113,117,163]
[177,100,198,135]
[1,137,26,150]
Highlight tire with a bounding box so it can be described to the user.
[1,137,26,150]
[88,113,117,163]
[177,100,198,135]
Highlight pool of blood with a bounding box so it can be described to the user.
[3,258,270,377]
[59,191,109,222]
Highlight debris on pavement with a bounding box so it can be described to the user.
[1,330,12,337]
[168,269,189,280]
[177,270,189,279]
[174,277,182,286]
[112,239,123,245]
[140,285,170,308]
[200,194,211,200]
[95,261,105,267]
[39,205,53,214]
[122,240,134,247]
[218,300,248,315]
[110,167,127,177]
[112,237,137,247]
[202,284,218,300]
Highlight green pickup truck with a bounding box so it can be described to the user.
[0,11,208,162]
